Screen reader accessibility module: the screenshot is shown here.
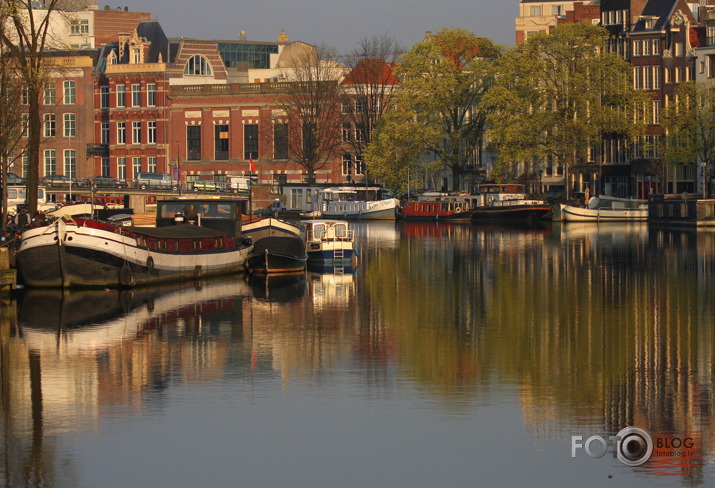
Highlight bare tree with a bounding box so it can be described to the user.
[277,43,344,184]
[339,35,404,169]
[0,0,74,215]
[0,35,27,225]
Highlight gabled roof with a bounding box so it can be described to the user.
[632,0,696,33]
[136,21,168,63]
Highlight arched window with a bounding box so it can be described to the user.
[184,55,212,76]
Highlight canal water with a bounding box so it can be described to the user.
[1,221,714,487]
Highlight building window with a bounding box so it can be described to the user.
[63,81,76,104]
[653,100,661,124]
[116,85,125,107]
[552,5,563,15]
[132,84,141,107]
[184,55,213,76]
[355,126,365,143]
[117,121,126,144]
[633,40,641,57]
[274,122,288,159]
[43,114,56,137]
[70,19,89,34]
[132,157,141,178]
[44,149,56,175]
[215,124,229,160]
[342,154,352,175]
[64,149,76,178]
[355,156,365,175]
[132,121,141,144]
[244,124,258,160]
[101,122,109,144]
[132,48,141,64]
[21,84,28,105]
[22,114,28,137]
[342,124,351,142]
[187,125,201,160]
[530,6,542,16]
[43,82,55,105]
[100,86,109,109]
[147,84,156,106]
[63,113,76,138]
[148,121,157,144]
[148,157,157,172]
[101,157,110,177]
[117,157,126,180]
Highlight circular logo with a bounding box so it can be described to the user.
[616,427,653,466]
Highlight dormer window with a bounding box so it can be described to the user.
[184,55,213,76]
[107,50,117,65]
[132,48,141,64]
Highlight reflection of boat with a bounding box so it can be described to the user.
[306,267,356,306]
[17,198,253,288]
[318,186,400,220]
[470,184,552,224]
[300,220,358,265]
[247,272,307,302]
[560,196,648,222]
[245,236,308,274]
[17,277,251,355]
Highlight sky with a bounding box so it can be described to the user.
[124,0,518,54]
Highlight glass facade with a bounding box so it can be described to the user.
[218,43,278,69]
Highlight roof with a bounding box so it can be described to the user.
[341,58,399,86]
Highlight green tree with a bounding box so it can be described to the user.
[366,28,502,194]
[483,22,644,196]
[660,81,715,196]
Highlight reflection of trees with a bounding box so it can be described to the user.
[362,224,715,481]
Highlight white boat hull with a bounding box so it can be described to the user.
[321,198,399,220]
[17,220,252,288]
[560,204,648,222]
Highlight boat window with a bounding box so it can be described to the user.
[8,189,17,199]
[314,224,326,239]
[334,224,347,237]
[159,202,186,218]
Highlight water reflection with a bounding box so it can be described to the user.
[1,223,714,486]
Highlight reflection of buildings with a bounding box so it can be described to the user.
[507,226,715,482]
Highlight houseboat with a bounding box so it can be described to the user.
[470,184,553,224]
[16,198,253,288]
[300,220,358,265]
[560,195,648,222]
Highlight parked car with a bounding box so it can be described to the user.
[87,176,126,188]
[134,172,178,190]
[41,174,85,188]
[191,179,222,192]
[1,172,27,186]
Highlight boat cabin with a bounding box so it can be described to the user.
[478,184,529,206]
[300,220,354,244]
[275,184,394,212]
[155,198,247,239]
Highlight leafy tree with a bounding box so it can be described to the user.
[276,43,344,184]
[483,22,645,196]
[366,28,502,194]
[660,81,715,195]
